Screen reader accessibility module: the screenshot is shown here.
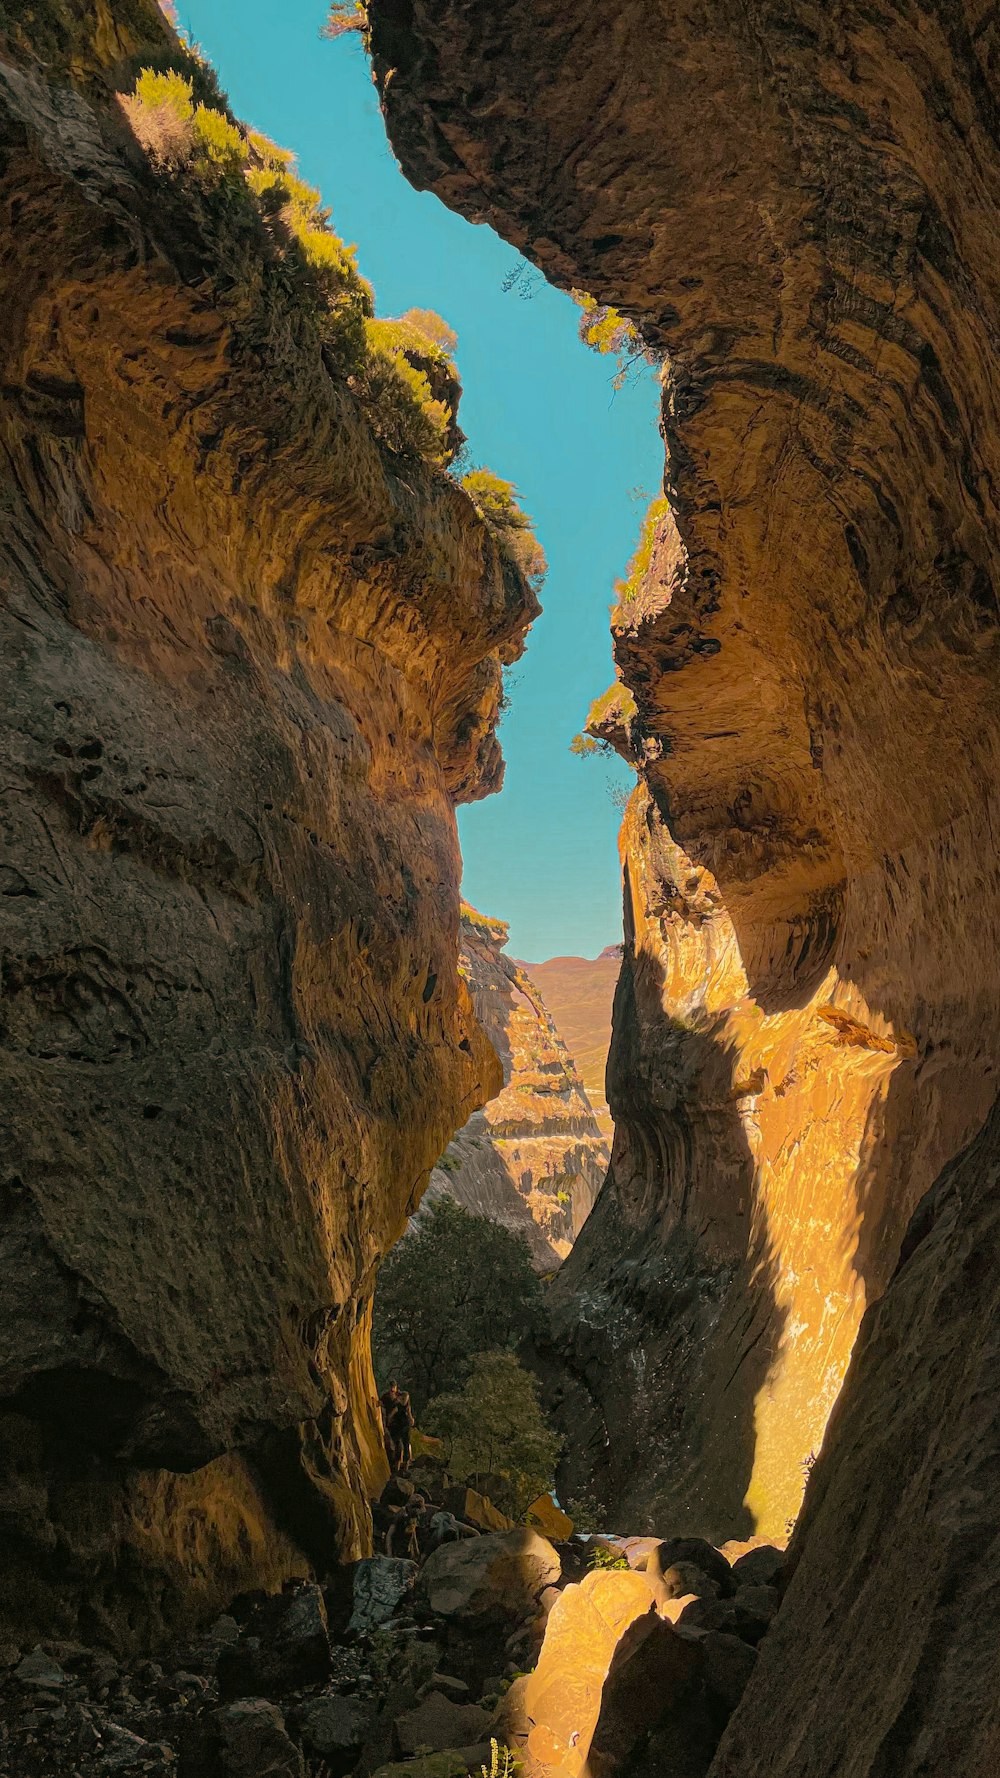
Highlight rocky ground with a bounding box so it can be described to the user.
[0,1464,783,1778]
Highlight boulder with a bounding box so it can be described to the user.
[395,1690,493,1756]
[732,1584,779,1644]
[492,1672,531,1750]
[15,1647,68,1688]
[213,1698,305,1778]
[442,1485,513,1534]
[677,1596,739,1636]
[728,1544,785,1589]
[649,1539,735,1597]
[347,1558,418,1637]
[298,1693,373,1767]
[619,1537,663,1571]
[525,1494,574,1541]
[423,1673,471,1700]
[217,1585,330,1701]
[522,1568,700,1778]
[371,1754,490,1778]
[381,1476,417,1511]
[657,1563,721,1603]
[700,1632,757,1713]
[98,1725,174,1771]
[421,1529,560,1626]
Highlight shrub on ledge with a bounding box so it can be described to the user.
[460,469,547,590]
[119,68,469,466]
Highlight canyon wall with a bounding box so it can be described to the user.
[419,906,607,1267]
[525,945,620,1136]
[0,1,536,1646]
[369,0,1000,1763]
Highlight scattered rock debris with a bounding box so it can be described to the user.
[0,1472,784,1778]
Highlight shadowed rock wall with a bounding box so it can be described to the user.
[0,3,536,1645]
[419,906,607,1267]
[368,2,1000,1762]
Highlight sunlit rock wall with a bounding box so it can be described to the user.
[0,1,536,1646]
[420,906,607,1268]
[370,2,1000,1759]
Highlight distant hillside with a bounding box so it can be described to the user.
[419,908,609,1268]
[520,946,622,1136]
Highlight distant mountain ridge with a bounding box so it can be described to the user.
[419,908,610,1267]
[518,946,622,1136]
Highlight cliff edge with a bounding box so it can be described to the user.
[0,0,536,1646]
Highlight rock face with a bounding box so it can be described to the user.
[524,946,621,1135]
[367,0,1000,1762]
[519,1568,700,1778]
[0,2,536,1644]
[419,906,607,1266]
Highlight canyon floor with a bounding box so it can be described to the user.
[0,1459,783,1778]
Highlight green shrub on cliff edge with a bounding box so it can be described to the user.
[423,1350,561,1519]
[322,0,368,39]
[461,469,547,590]
[612,495,671,615]
[372,1198,542,1413]
[119,67,467,462]
[571,289,654,392]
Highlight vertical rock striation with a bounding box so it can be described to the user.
[369,1,1000,1760]
[0,1,537,1644]
[420,906,607,1268]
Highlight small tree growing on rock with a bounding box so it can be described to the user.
[423,1350,561,1518]
[372,1198,543,1413]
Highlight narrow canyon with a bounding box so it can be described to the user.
[3,1,1000,1775]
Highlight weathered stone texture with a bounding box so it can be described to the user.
[368,1,1000,1767]
[0,3,535,1643]
[419,907,607,1266]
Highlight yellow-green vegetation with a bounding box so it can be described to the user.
[564,1488,608,1532]
[372,1199,543,1411]
[612,495,671,616]
[571,290,651,390]
[121,66,373,375]
[119,67,472,468]
[570,679,637,756]
[322,0,368,38]
[461,469,547,589]
[588,679,638,728]
[461,900,511,946]
[589,1541,629,1571]
[363,311,462,465]
[423,1349,562,1518]
[480,1740,520,1778]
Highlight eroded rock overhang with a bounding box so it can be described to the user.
[0,0,536,1643]
[366,9,1000,1764]
[368,0,1000,1614]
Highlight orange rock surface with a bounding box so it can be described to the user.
[369,2,1000,1766]
[0,5,535,1643]
[420,906,608,1267]
[525,947,621,1136]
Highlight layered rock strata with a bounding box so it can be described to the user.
[419,906,607,1267]
[525,945,620,1137]
[0,2,536,1644]
[368,2,1000,1763]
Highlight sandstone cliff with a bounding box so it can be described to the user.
[0,1,537,1646]
[419,906,607,1268]
[369,2,1000,1766]
[523,945,620,1137]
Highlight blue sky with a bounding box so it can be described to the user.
[181,0,663,961]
